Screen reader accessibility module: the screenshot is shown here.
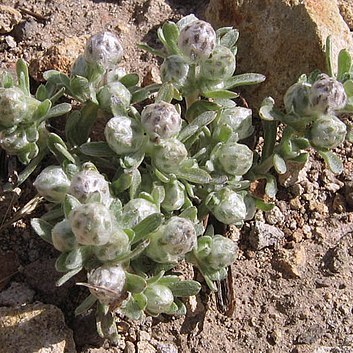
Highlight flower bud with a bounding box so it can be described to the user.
[87,264,127,306]
[200,45,236,81]
[310,115,346,149]
[69,168,112,206]
[97,82,131,114]
[206,188,247,225]
[121,198,159,228]
[203,235,237,271]
[213,142,253,176]
[152,138,187,173]
[33,166,70,203]
[144,284,174,315]
[284,82,311,116]
[0,87,39,128]
[309,74,347,114]
[93,229,130,261]
[161,180,185,211]
[104,115,145,155]
[146,216,197,263]
[70,203,115,245]
[51,220,77,252]
[160,55,189,87]
[84,32,123,70]
[218,106,253,140]
[178,20,216,62]
[141,102,182,141]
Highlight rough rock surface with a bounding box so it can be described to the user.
[0,302,77,353]
[0,5,22,34]
[338,0,353,29]
[205,0,353,109]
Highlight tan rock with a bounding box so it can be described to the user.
[0,302,76,353]
[274,244,307,278]
[0,5,22,34]
[205,0,353,109]
[338,0,353,29]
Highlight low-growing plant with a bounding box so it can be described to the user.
[1,14,353,343]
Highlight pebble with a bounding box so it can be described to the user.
[249,221,285,250]
[0,5,22,34]
[274,245,307,278]
[0,281,35,306]
[125,341,136,353]
[155,343,178,353]
[264,206,285,225]
[0,302,76,353]
[137,341,156,353]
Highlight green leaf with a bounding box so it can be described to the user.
[344,79,353,97]
[129,168,142,199]
[177,165,212,184]
[137,43,166,58]
[224,73,266,89]
[1,70,14,88]
[131,84,161,104]
[75,101,99,145]
[179,206,198,223]
[75,294,97,316]
[164,279,201,297]
[35,84,48,101]
[46,103,72,119]
[162,21,180,55]
[125,272,147,293]
[16,59,30,95]
[80,142,116,158]
[265,175,277,198]
[15,150,46,186]
[32,99,52,123]
[292,137,310,150]
[325,36,334,77]
[30,218,53,244]
[185,100,220,122]
[44,71,71,90]
[65,247,88,270]
[156,83,175,103]
[54,143,76,163]
[255,198,275,212]
[121,294,145,320]
[202,90,239,100]
[96,305,119,344]
[63,194,81,218]
[273,153,287,174]
[318,150,343,174]
[219,28,239,49]
[56,267,82,287]
[259,97,283,121]
[70,76,91,102]
[112,172,133,194]
[290,152,309,164]
[119,73,139,88]
[337,49,352,81]
[151,184,165,205]
[164,300,186,316]
[132,213,164,244]
[65,110,81,146]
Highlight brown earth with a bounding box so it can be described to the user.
[1,1,353,353]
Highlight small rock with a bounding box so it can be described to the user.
[138,331,151,342]
[264,206,285,225]
[125,341,136,353]
[274,244,307,278]
[290,197,302,210]
[155,343,178,353]
[4,35,16,48]
[0,281,35,306]
[0,5,22,34]
[137,341,156,353]
[249,221,285,250]
[278,161,308,188]
[296,324,323,344]
[332,194,346,213]
[142,66,161,86]
[0,302,76,353]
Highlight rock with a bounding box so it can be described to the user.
[137,342,156,353]
[205,0,353,109]
[274,244,307,278]
[0,281,35,306]
[0,302,76,353]
[296,324,323,344]
[249,221,285,250]
[0,5,22,34]
[278,161,308,188]
[338,0,353,29]
[155,343,178,353]
[314,347,353,353]
[29,36,86,81]
[325,232,353,274]
[124,341,136,353]
[264,206,285,225]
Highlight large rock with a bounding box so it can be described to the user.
[338,0,353,29]
[0,302,77,353]
[205,0,353,109]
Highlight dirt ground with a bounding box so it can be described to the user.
[1,1,353,352]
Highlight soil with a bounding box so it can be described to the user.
[1,1,353,353]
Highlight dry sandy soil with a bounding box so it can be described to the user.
[1,1,353,352]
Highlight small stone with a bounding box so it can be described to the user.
[274,245,307,278]
[0,281,35,306]
[4,35,16,48]
[139,331,151,342]
[332,194,346,213]
[290,184,304,197]
[290,197,302,210]
[125,341,136,353]
[155,342,178,353]
[0,302,76,353]
[0,5,22,34]
[264,206,285,225]
[308,200,328,214]
[249,221,285,250]
[296,324,323,344]
[291,231,303,243]
[137,341,156,353]
[142,66,161,86]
